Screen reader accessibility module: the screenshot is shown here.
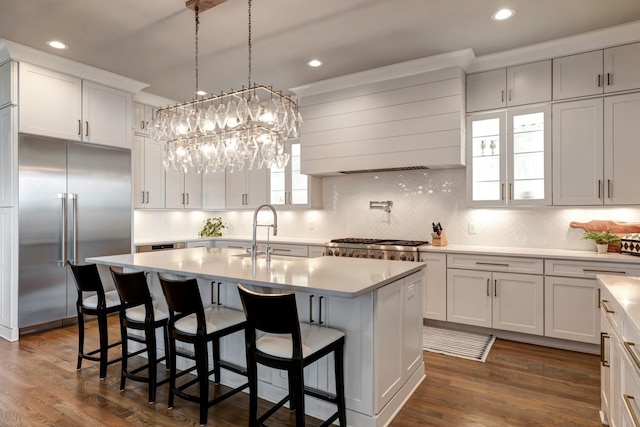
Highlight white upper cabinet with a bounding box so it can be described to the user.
[270,142,321,209]
[226,168,268,210]
[133,102,155,136]
[553,50,604,100]
[604,92,640,205]
[604,42,640,93]
[133,135,165,209]
[0,61,17,108]
[18,62,131,148]
[466,60,551,112]
[467,105,551,206]
[165,168,202,209]
[552,99,604,205]
[202,170,226,210]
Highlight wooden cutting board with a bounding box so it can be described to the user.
[569,220,640,234]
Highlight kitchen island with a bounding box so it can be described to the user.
[88,247,426,427]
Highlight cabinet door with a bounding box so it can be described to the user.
[82,81,131,148]
[466,69,506,112]
[422,252,446,321]
[466,112,506,206]
[133,103,154,136]
[308,246,325,258]
[544,276,599,344]
[601,307,613,422]
[165,169,185,209]
[553,51,604,100]
[604,42,640,93]
[507,105,551,205]
[403,273,423,378]
[446,269,492,328]
[143,139,166,209]
[132,136,145,208]
[225,170,247,209]
[0,106,16,207]
[506,60,551,107]
[184,170,202,209]
[19,63,82,141]
[0,207,14,330]
[246,167,268,208]
[604,92,640,205]
[552,99,604,205]
[493,272,543,335]
[202,170,226,210]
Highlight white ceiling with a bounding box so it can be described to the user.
[2,0,640,101]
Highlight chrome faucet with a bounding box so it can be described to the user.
[251,204,278,261]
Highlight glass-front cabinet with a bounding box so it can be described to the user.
[467,105,551,206]
[270,141,321,208]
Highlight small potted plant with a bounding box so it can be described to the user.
[199,217,226,238]
[583,229,621,254]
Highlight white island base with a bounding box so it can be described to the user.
[88,247,426,427]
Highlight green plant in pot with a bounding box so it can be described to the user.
[199,217,226,238]
[582,229,621,254]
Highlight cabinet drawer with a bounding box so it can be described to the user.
[213,240,252,250]
[447,254,543,274]
[546,259,640,278]
[257,243,308,257]
[601,286,625,338]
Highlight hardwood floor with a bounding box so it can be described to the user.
[0,317,601,426]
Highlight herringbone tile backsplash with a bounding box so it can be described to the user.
[135,168,640,250]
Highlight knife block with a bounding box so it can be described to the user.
[432,231,448,246]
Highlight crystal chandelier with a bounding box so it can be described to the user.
[150,0,301,174]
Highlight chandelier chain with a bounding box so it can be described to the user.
[195,4,200,97]
[248,0,252,87]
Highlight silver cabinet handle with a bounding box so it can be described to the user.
[600,332,610,367]
[226,245,244,249]
[501,90,505,103]
[70,193,78,264]
[597,74,602,88]
[623,395,640,427]
[625,342,640,372]
[494,279,497,297]
[146,191,149,204]
[77,119,82,136]
[319,295,324,325]
[607,73,612,86]
[272,248,292,253]
[85,121,89,137]
[508,89,512,101]
[501,183,505,201]
[607,179,612,199]
[486,278,490,297]
[509,183,513,201]
[181,193,185,205]
[58,193,67,266]
[584,269,626,276]
[309,295,315,323]
[141,191,145,204]
[598,180,601,199]
[210,281,221,305]
[141,120,145,129]
[186,193,190,205]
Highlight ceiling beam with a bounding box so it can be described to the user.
[185,0,228,13]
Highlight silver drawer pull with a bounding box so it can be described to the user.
[226,245,245,249]
[624,342,640,372]
[476,262,509,268]
[623,394,640,427]
[273,248,292,253]
[601,300,614,314]
[600,332,610,367]
[583,269,626,275]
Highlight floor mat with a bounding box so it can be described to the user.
[423,326,495,362]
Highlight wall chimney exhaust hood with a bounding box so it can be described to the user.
[290,51,472,176]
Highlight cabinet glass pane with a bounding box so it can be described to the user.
[512,112,545,200]
[270,161,285,204]
[471,118,501,201]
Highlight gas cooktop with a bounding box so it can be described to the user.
[329,238,429,247]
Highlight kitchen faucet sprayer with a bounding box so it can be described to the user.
[251,204,278,261]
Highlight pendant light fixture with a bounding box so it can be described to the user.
[150,0,300,174]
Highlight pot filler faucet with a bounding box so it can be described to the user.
[251,204,278,262]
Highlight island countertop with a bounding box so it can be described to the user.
[87,247,425,298]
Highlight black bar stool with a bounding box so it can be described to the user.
[237,283,347,427]
[159,275,249,426]
[69,262,122,380]
[110,268,171,403]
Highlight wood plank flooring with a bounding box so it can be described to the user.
[0,317,601,426]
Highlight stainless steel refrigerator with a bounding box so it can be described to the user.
[18,134,131,330]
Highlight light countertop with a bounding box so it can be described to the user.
[88,247,425,298]
[598,274,640,335]
[134,235,330,246]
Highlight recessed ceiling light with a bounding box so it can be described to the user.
[47,40,67,50]
[492,8,515,21]
[196,90,207,96]
[307,59,323,68]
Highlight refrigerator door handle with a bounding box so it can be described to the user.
[58,193,67,266]
[69,193,78,264]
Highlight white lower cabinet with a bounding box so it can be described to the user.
[600,285,625,427]
[0,207,17,338]
[422,252,446,321]
[446,254,544,335]
[308,245,326,258]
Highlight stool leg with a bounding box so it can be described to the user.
[163,324,171,372]
[146,324,158,403]
[212,338,221,383]
[167,332,177,409]
[119,321,128,391]
[76,309,85,370]
[247,353,259,427]
[291,363,305,427]
[196,339,209,426]
[98,312,109,380]
[335,345,347,426]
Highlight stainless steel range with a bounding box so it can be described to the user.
[325,238,429,262]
